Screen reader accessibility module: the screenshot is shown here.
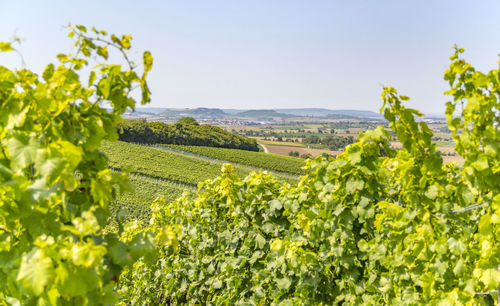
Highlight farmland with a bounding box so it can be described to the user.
[102,141,303,223]
[102,141,247,223]
[108,173,193,225]
[164,144,306,175]
[101,141,247,185]
[262,144,342,158]
[105,117,462,225]
[224,120,462,162]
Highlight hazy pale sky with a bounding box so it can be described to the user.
[1,1,499,114]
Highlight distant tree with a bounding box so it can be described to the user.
[175,116,199,126]
[117,118,258,151]
[302,135,354,151]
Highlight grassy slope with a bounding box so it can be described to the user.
[164,144,306,175]
[102,141,249,185]
[102,141,300,223]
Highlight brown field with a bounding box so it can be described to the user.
[389,141,403,149]
[262,140,463,163]
[257,139,305,147]
[443,155,464,164]
[437,146,454,154]
[336,133,359,138]
[390,142,463,164]
[263,144,342,158]
[225,125,266,131]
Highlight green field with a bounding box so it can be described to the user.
[108,173,194,225]
[257,139,306,147]
[102,141,249,185]
[102,141,301,223]
[102,141,247,223]
[164,144,306,175]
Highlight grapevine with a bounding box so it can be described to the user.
[0,26,174,304]
[121,48,499,304]
[165,144,306,175]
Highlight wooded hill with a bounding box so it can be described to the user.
[117,117,259,151]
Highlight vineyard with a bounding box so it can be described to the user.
[164,144,306,175]
[102,141,249,185]
[119,47,500,304]
[109,173,193,226]
[103,141,299,224]
[1,26,499,305]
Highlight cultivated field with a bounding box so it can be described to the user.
[102,141,303,224]
[262,144,342,157]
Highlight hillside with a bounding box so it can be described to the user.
[103,141,248,223]
[117,117,259,151]
[133,107,171,114]
[123,107,386,120]
[162,107,226,118]
[274,108,382,118]
[102,141,301,223]
[232,109,290,118]
[165,145,306,175]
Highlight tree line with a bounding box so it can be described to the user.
[302,135,355,150]
[116,117,259,151]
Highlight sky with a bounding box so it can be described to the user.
[1,1,499,115]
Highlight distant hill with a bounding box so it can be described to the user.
[325,109,382,118]
[131,107,385,119]
[272,108,337,117]
[221,109,244,115]
[124,110,156,115]
[133,107,171,114]
[274,108,382,118]
[221,108,382,119]
[162,107,226,118]
[232,109,290,118]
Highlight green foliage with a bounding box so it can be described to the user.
[300,153,313,159]
[118,166,290,304]
[102,141,250,185]
[103,141,300,225]
[102,139,240,226]
[0,26,172,303]
[302,134,355,150]
[2,24,499,305]
[166,144,306,175]
[175,116,199,126]
[109,173,192,226]
[120,49,499,304]
[117,117,259,151]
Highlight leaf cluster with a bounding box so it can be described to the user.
[0,25,167,304]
